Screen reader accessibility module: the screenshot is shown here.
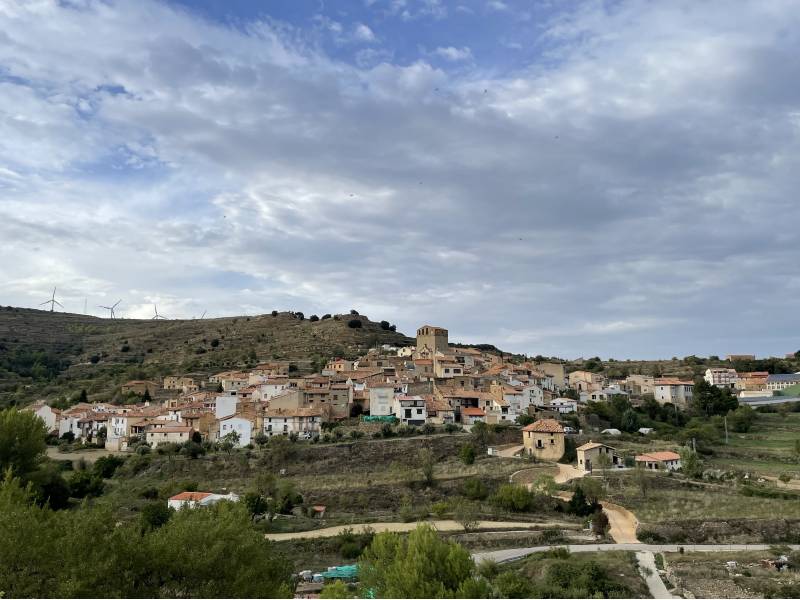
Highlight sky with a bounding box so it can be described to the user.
[1,0,799,360]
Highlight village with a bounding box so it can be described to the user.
[28,322,797,479]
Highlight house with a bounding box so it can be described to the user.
[624,374,655,396]
[735,372,769,392]
[30,403,61,434]
[522,419,564,460]
[263,408,321,438]
[146,426,194,446]
[121,380,159,396]
[325,358,356,372]
[423,395,455,424]
[434,359,463,379]
[461,407,485,425]
[215,395,238,419]
[766,373,800,392]
[393,395,427,426]
[635,451,681,471]
[167,491,240,510]
[368,386,395,416]
[704,368,738,389]
[548,398,577,414]
[217,415,252,446]
[534,362,566,389]
[654,379,694,408]
[568,370,604,392]
[576,441,621,473]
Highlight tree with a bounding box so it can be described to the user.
[358,525,485,598]
[244,492,269,519]
[632,462,650,498]
[680,447,703,479]
[458,444,475,465]
[595,452,612,479]
[140,501,172,531]
[0,408,47,476]
[219,431,240,454]
[591,509,610,537]
[142,389,152,403]
[728,405,757,433]
[67,470,104,498]
[93,455,125,479]
[470,421,492,448]
[620,409,640,433]
[347,319,362,329]
[452,498,479,533]
[419,448,436,486]
[309,314,319,322]
[380,320,391,330]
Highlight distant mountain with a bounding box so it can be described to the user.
[0,307,412,407]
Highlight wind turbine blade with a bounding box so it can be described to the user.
[54,300,64,307]
[40,300,50,306]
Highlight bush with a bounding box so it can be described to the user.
[380,320,391,330]
[321,314,331,320]
[491,484,537,512]
[309,315,319,322]
[140,501,172,531]
[68,470,104,499]
[271,310,278,316]
[210,339,219,347]
[347,319,362,329]
[462,478,488,500]
[459,444,475,465]
[93,455,125,479]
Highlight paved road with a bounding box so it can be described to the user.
[265,519,578,541]
[636,551,674,599]
[473,543,800,564]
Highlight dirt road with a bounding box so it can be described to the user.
[264,519,577,541]
[553,463,585,484]
[554,490,639,544]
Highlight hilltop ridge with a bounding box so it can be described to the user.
[0,307,412,406]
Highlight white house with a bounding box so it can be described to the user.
[704,368,738,389]
[215,395,238,419]
[549,398,578,413]
[635,451,681,471]
[393,395,427,426]
[368,386,395,417]
[32,404,61,433]
[218,415,252,446]
[168,491,240,510]
[263,408,321,438]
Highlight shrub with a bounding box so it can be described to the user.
[462,478,488,500]
[321,314,331,320]
[309,315,319,322]
[380,320,391,330]
[90,355,100,364]
[93,455,125,479]
[491,484,536,512]
[459,444,475,465]
[210,339,220,347]
[431,501,449,518]
[271,310,278,316]
[347,319,362,329]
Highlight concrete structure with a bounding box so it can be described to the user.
[635,451,681,471]
[576,441,620,473]
[624,374,655,396]
[704,368,738,389]
[654,379,694,407]
[218,416,252,446]
[263,408,321,438]
[522,419,565,460]
[568,370,604,392]
[146,426,193,446]
[414,325,448,359]
[548,398,577,413]
[766,373,800,392]
[368,386,395,416]
[461,407,486,425]
[393,395,427,426]
[535,362,566,389]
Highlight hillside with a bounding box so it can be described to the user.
[0,307,412,407]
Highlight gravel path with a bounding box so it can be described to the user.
[264,519,576,541]
[636,550,674,599]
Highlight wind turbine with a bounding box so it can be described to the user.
[40,287,63,312]
[98,300,121,319]
[152,304,167,320]
[200,310,207,319]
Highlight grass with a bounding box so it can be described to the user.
[664,550,800,598]
[501,550,650,599]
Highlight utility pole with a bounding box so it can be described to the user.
[724,416,729,445]
[692,437,696,452]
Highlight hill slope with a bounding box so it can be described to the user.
[0,307,412,407]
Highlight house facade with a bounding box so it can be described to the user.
[522,419,565,460]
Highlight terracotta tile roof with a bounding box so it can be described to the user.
[636,451,681,462]
[170,491,212,501]
[522,418,564,433]
[655,378,694,385]
[462,407,485,417]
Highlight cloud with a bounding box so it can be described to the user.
[353,23,377,42]
[434,46,473,62]
[1,0,800,359]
